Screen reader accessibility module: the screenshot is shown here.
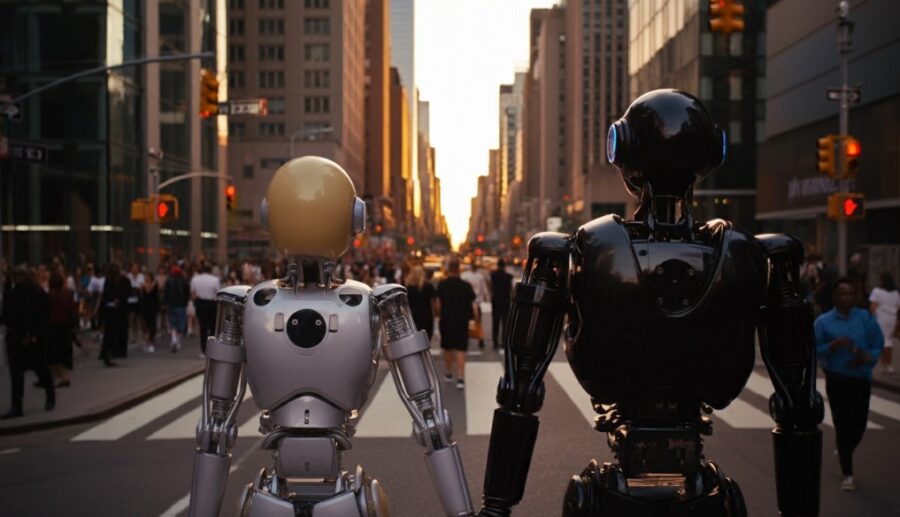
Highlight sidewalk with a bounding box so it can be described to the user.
[0,329,206,435]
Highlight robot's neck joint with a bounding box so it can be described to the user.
[283,257,338,290]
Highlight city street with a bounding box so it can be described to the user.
[2,311,900,516]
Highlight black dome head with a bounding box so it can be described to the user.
[607,89,726,198]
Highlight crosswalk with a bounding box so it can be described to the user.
[70,363,900,443]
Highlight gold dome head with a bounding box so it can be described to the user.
[265,156,365,259]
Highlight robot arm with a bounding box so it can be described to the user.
[373,284,475,517]
[481,233,573,517]
[756,234,824,517]
[189,286,250,517]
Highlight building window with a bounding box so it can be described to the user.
[728,120,742,145]
[303,17,330,35]
[259,122,285,136]
[267,97,285,114]
[304,44,329,62]
[228,45,244,62]
[303,96,330,114]
[700,33,712,56]
[260,157,287,169]
[258,18,285,35]
[229,0,244,9]
[700,76,713,100]
[228,71,245,88]
[304,0,329,8]
[303,70,330,88]
[729,72,742,101]
[259,45,284,61]
[756,121,766,144]
[229,19,244,36]
[258,71,284,88]
[259,0,284,9]
[229,122,245,139]
[243,165,254,179]
[729,32,743,56]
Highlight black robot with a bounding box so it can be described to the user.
[479,90,824,517]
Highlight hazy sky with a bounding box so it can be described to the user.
[416,0,558,249]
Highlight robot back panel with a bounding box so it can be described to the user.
[568,215,767,410]
[242,279,380,413]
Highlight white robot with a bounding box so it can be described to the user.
[189,156,474,517]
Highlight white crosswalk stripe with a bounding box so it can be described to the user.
[71,364,900,442]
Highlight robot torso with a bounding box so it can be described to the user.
[567,215,768,409]
[242,279,380,418]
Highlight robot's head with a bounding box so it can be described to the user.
[263,156,365,259]
[607,89,725,198]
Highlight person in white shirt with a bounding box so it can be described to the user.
[869,272,900,374]
[190,263,221,357]
[461,262,490,349]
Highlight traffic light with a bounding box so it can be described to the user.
[199,69,219,119]
[374,223,384,235]
[154,194,179,223]
[225,184,237,210]
[840,136,861,178]
[709,0,745,34]
[130,198,151,222]
[827,192,865,221]
[817,134,837,176]
[476,233,485,244]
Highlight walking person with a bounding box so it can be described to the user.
[99,264,130,366]
[815,277,884,491]
[404,264,437,341]
[126,263,145,345]
[1,266,55,418]
[163,265,190,353]
[46,272,77,387]
[461,262,489,349]
[489,259,514,351]
[869,272,899,374]
[190,263,221,357]
[141,272,160,353]
[436,259,478,390]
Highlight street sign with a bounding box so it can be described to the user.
[8,142,48,163]
[219,98,268,116]
[826,87,861,104]
[1,103,21,120]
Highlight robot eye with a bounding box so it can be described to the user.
[607,124,618,164]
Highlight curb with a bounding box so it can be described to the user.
[0,366,205,436]
[872,378,900,396]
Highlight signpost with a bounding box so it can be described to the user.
[826,87,861,104]
[7,142,48,163]
[218,98,268,116]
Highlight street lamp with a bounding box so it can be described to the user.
[289,126,334,158]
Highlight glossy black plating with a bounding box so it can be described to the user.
[567,215,767,409]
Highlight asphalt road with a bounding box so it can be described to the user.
[2,344,900,516]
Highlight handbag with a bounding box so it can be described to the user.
[468,319,483,339]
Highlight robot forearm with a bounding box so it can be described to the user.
[374,285,475,517]
[482,233,572,516]
[757,234,824,517]
[189,287,249,517]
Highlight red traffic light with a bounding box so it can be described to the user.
[476,233,485,243]
[406,236,415,246]
[225,185,236,197]
[157,202,170,219]
[843,197,860,217]
[845,138,861,158]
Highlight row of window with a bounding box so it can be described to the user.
[259,18,285,35]
[230,18,325,37]
[303,17,330,35]
[228,44,330,63]
[229,0,328,9]
[228,70,330,90]
[228,119,331,142]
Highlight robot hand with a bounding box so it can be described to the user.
[189,286,250,517]
[374,284,474,517]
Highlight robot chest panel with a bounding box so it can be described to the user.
[242,280,379,411]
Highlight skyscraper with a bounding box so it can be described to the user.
[390,0,418,219]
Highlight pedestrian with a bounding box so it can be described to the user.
[489,259,514,351]
[815,277,884,491]
[191,262,221,357]
[163,265,190,353]
[461,262,489,349]
[142,271,160,353]
[46,272,77,387]
[404,264,437,340]
[99,264,130,365]
[869,272,899,374]
[126,263,145,344]
[1,266,55,419]
[185,264,197,338]
[87,264,106,331]
[436,258,478,390]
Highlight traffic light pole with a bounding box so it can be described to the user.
[836,0,853,275]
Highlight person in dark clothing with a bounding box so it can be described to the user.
[142,272,160,353]
[404,264,437,340]
[815,278,884,491]
[489,259,514,351]
[163,266,190,353]
[1,267,55,419]
[99,264,131,365]
[436,259,477,390]
[47,272,77,387]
